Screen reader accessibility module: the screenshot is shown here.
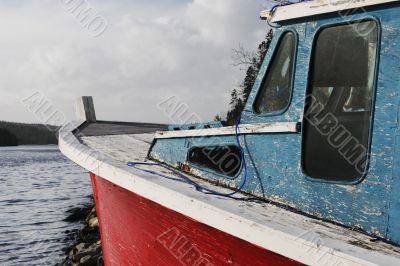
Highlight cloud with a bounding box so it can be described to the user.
[0,0,269,124]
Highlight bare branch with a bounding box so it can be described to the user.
[231,44,256,67]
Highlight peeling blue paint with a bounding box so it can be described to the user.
[150,4,400,245]
[167,122,223,131]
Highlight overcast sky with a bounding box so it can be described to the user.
[1,0,271,124]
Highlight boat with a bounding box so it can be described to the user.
[59,1,400,265]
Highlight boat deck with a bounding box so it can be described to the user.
[76,121,167,137]
[59,120,400,266]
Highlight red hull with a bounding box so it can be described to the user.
[90,173,303,266]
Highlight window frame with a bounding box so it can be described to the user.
[186,144,243,180]
[251,29,299,117]
[301,17,381,185]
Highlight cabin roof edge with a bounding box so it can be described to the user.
[260,0,400,23]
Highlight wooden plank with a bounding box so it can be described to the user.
[260,0,399,23]
[75,96,97,122]
[77,121,167,137]
[154,122,299,139]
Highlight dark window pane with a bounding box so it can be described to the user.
[188,146,242,177]
[302,21,378,182]
[254,32,296,114]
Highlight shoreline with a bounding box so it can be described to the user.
[61,199,103,266]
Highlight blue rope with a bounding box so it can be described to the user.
[127,114,248,200]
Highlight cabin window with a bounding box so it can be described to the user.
[254,32,296,114]
[302,21,378,182]
[187,145,242,177]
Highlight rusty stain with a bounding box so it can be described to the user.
[180,163,191,174]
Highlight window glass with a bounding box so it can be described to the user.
[254,32,296,114]
[302,21,378,182]
[188,145,242,177]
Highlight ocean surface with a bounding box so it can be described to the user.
[0,145,91,265]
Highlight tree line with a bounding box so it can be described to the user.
[0,121,58,146]
[0,128,18,146]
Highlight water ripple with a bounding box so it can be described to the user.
[0,145,91,265]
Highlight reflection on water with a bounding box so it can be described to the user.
[0,145,91,265]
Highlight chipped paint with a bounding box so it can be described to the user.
[336,185,358,193]
[267,0,399,23]
[155,122,299,139]
[149,5,400,246]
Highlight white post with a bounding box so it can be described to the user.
[75,96,97,122]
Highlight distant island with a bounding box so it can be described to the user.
[0,121,58,147]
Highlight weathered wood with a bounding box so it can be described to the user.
[75,96,96,122]
[154,122,299,139]
[261,0,399,23]
[91,173,303,266]
[59,126,400,265]
[77,121,167,137]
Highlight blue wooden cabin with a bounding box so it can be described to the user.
[149,0,400,246]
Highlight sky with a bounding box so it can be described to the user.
[0,0,271,125]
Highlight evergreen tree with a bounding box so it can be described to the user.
[225,29,273,125]
[213,114,222,122]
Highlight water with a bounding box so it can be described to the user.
[0,145,91,265]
